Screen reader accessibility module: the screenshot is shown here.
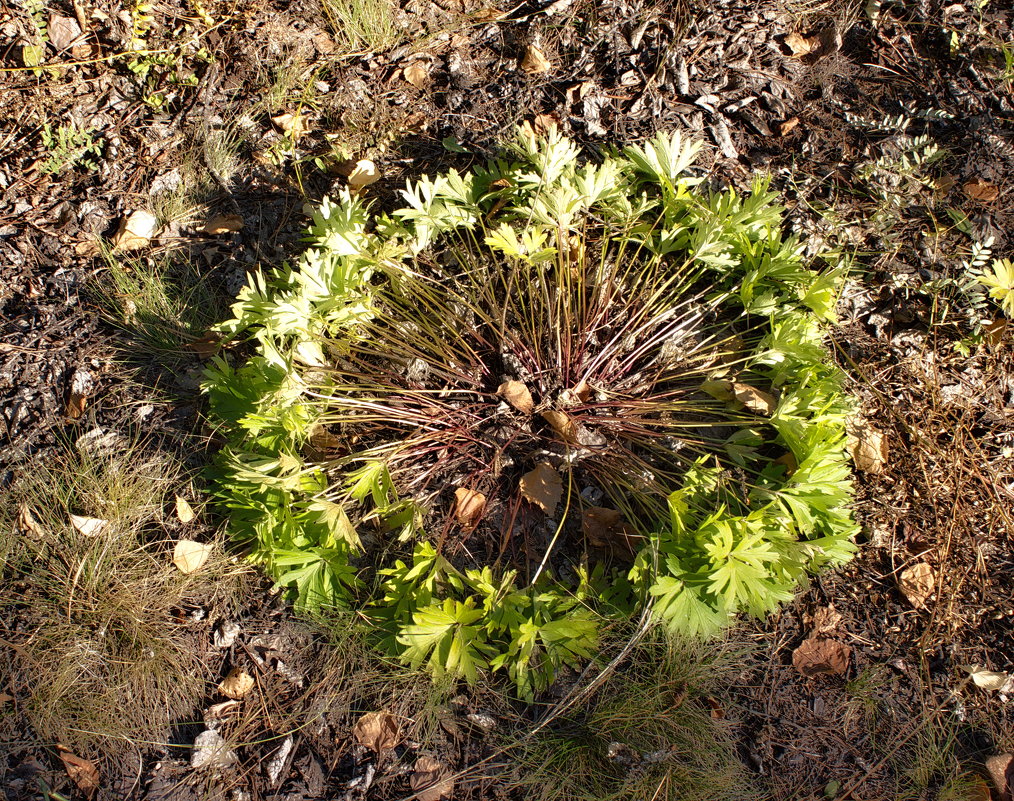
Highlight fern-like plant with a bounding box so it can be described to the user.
[205,126,858,697]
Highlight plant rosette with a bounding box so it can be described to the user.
[204,126,858,698]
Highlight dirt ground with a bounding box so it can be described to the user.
[2,0,1013,798]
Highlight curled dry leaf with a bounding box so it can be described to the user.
[353,710,401,753]
[18,503,45,539]
[175,494,196,523]
[898,561,935,609]
[963,178,999,203]
[203,213,244,234]
[701,380,776,414]
[779,116,800,136]
[346,159,380,191]
[403,61,429,89]
[70,514,108,538]
[964,665,1013,692]
[67,367,94,419]
[410,755,454,801]
[542,409,578,444]
[986,753,1013,801]
[520,461,563,515]
[173,539,212,574]
[497,380,534,414]
[111,209,159,252]
[846,418,888,474]
[520,44,552,74]
[271,112,309,139]
[218,667,255,699]
[57,746,99,799]
[453,487,487,529]
[783,28,841,60]
[792,637,850,677]
[804,605,843,638]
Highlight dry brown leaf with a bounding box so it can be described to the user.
[773,450,798,476]
[581,506,638,552]
[701,380,776,414]
[70,514,108,538]
[203,213,244,235]
[173,540,211,574]
[784,31,814,56]
[521,45,552,74]
[187,330,223,359]
[542,409,578,443]
[846,419,888,474]
[566,81,595,104]
[18,503,46,539]
[218,667,255,699]
[532,112,560,136]
[784,28,840,60]
[410,755,454,801]
[353,710,401,753]
[792,637,850,677]
[965,665,1012,691]
[48,14,84,52]
[67,391,87,419]
[963,178,999,203]
[111,209,158,252]
[497,380,534,414]
[986,753,1013,801]
[898,561,935,609]
[520,462,563,515]
[57,746,99,799]
[271,112,309,139]
[347,159,380,191]
[779,116,800,136]
[453,487,487,529]
[804,605,843,638]
[175,495,196,523]
[403,61,429,89]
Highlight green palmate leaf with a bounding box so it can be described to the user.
[398,598,493,683]
[307,499,362,551]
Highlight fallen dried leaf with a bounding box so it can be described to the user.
[271,112,309,139]
[111,209,158,252]
[497,380,534,414]
[986,753,1013,801]
[353,710,401,753]
[784,31,814,56]
[203,213,244,235]
[187,330,222,359]
[520,462,563,515]
[410,755,454,801]
[453,487,487,529]
[804,605,843,638]
[542,409,578,443]
[173,540,211,574]
[403,61,429,89]
[846,419,888,474]
[218,667,255,699]
[66,367,94,419]
[792,637,850,677]
[67,391,87,419]
[48,14,84,53]
[784,28,841,60]
[18,504,45,539]
[965,665,1012,691]
[70,514,108,538]
[175,495,196,523]
[779,116,800,136]
[963,178,999,203]
[57,746,99,798]
[898,562,935,609]
[346,159,380,191]
[532,112,560,136]
[521,45,552,74]
[581,506,638,552]
[701,380,776,414]
[773,450,798,476]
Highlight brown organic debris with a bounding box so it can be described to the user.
[18,504,46,539]
[783,28,841,60]
[898,562,935,609]
[173,540,212,574]
[203,213,244,235]
[701,380,776,414]
[582,506,639,552]
[497,380,534,414]
[188,330,223,359]
[778,116,800,136]
[520,461,563,515]
[792,637,850,677]
[453,487,487,529]
[218,667,255,699]
[520,45,552,74]
[353,710,401,753]
[271,112,309,139]
[410,755,454,801]
[57,746,100,799]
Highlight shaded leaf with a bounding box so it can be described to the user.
[792,637,850,677]
[582,506,639,552]
[701,380,776,414]
[187,330,223,359]
[353,710,401,753]
[497,380,534,414]
[520,462,563,515]
[175,495,196,523]
[520,45,552,74]
[203,213,244,234]
[70,514,107,538]
[410,755,454,801]
[173,540,211,574]
[898,562,935,609]
[57,746,99,799]
[218,667,255,699]
[453,487,486,529]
